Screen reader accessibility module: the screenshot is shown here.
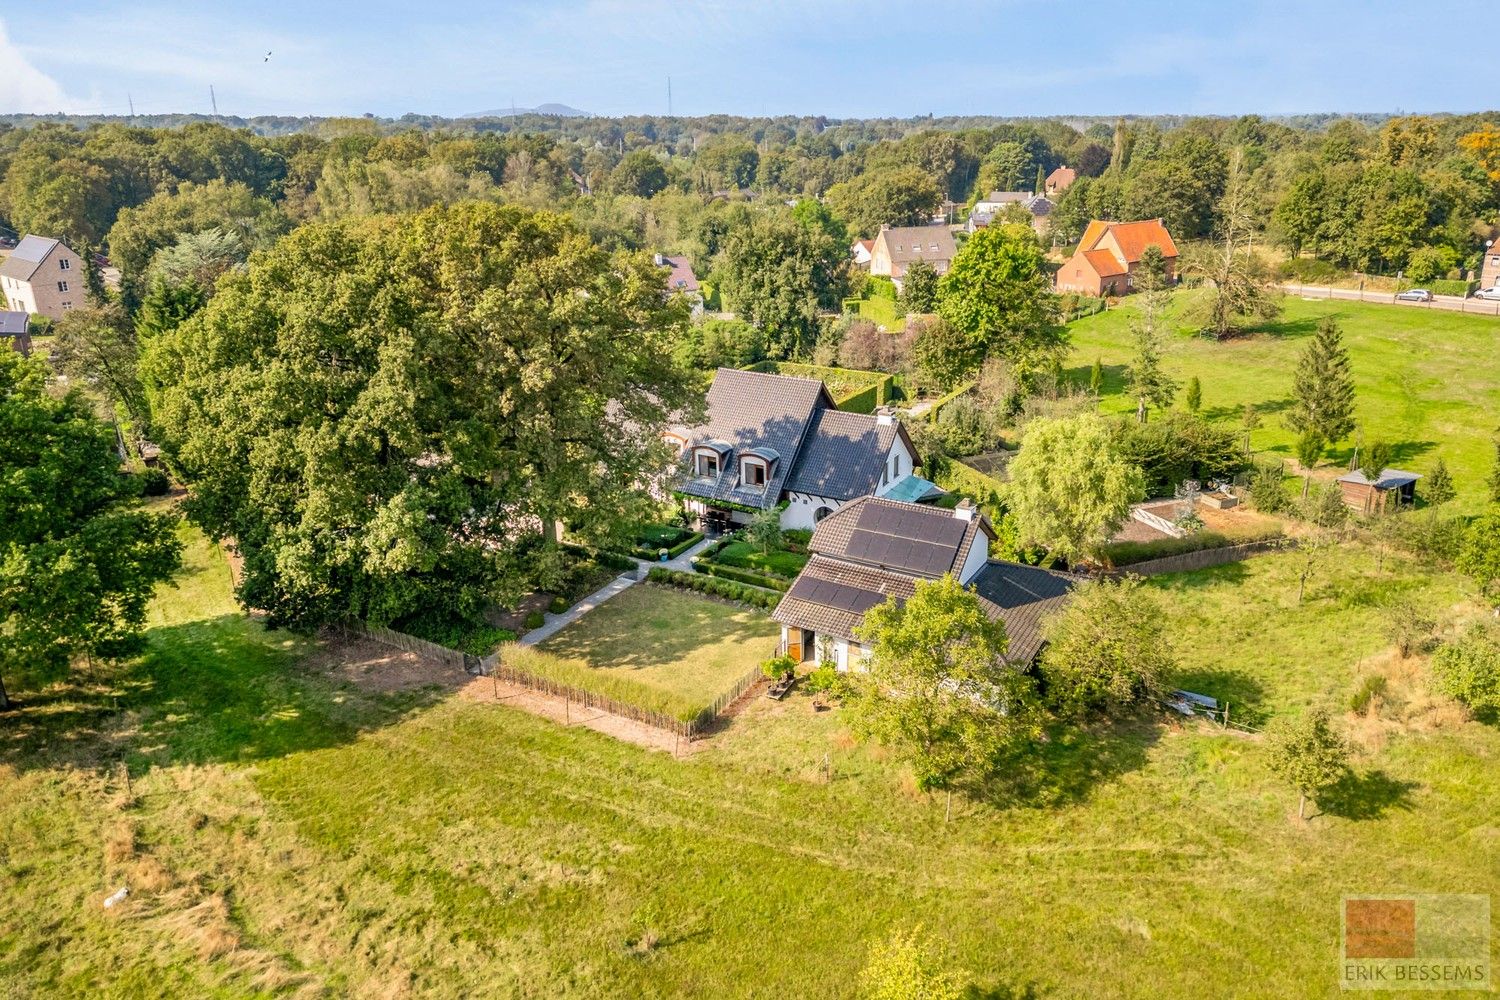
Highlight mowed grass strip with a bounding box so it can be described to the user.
[1067,294,1500,510]
[524,584,780,720]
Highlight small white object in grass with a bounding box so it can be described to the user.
[103,886,129,908]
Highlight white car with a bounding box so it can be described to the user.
[1475,287,1500,301]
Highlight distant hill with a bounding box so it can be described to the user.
[463,103,591,118]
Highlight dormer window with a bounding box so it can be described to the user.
[662,432,688,455]
[742,458,767,488]
[697,452,720,478]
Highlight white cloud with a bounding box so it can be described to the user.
[0,19,88,113]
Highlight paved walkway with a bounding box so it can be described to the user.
[661,536,715,572]
[518,572,638,646]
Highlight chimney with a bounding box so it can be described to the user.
[880,223,890,232]
[654,253,666,266]
[953,498,975,522]
[875,412,894,426]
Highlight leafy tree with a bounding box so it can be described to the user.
[1384,597,1434,659]
[718,211,842,358]
[1241,402,1262,454]
[745,508,783,555]
[695,135,759,191]
[791,197,848,248]
[143,203,698,629]
[609,150,669,198]
[1300,482,1348,531]
[1184,376,1202,415]
[1360,440,1393,485]
[825,167,942,238]
[938,223,1065,386]
[1182,154,1280,339]
[1264,708,1350,820]
[1007,413,1145,566]
[1125,299,1177,424]
[1294,429,1325,482]
[852,576,1036,798]
[910,315,978,391]
[1431,622,1500,718]
[1113,413,1246,498]
[1286,318,1356,445]
[1457,514,1500,606]
[838,316,916,375]
[1039,576,1173,719]
[899,259,940,314]
[859,927,965,1000]
[50,304,147,425]
[1422,457,1455,507]
[0,352,182,708]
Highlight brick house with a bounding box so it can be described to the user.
[1054,219,1178,296]
[0,235,84,319]
[868,224,957,290]
[1481,242,1500,291]
[1045,166,1077,197]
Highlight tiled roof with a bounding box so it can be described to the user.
[1046,166,1077,188]
[0,235,59,282]
[1105,219,1179,261]
[784,410,903,501]
[1082,249,1126,277]
[672,368,832,510]
[659,254,699,293]
[981,191,1031,204]
[968,561,1076,665]
[875,225,956,264]
[773,554,918,643]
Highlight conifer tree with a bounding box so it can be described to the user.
[1423,457,1456,506]
[1286,317,1356,444]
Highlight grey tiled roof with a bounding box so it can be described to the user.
[874,225,956,265]
[1337,468,1421,490]
[672,368,832,510]
[784,410,901,501]
[969,561,1076,665]
[0,236,59,282]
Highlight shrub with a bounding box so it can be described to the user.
[1350,674,1387,714]
[781,528,812,552]
[1385,597,1434,658]
[762,654,797,680]
[548,595,570,615]
[1275,257,1341,283]
[1112,413,1247,499]
[396,613,515,655]
[930,394,992,457]
[1249,460,1290,514]
[1430,278,1476,298]
[1431,622,1500,717]
[696,562,791,592]
[137,467,171,497]
[1104,527,1283,567]
[524,610,546,630]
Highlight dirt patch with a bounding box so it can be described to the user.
[306,636,471,694]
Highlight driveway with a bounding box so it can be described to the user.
[1277,283,1500,318]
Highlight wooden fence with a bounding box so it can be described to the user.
[340,621,497,676]
[1104,537,1295,578]
[486,658,765,739]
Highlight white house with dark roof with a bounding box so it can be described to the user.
[772,496,1075,671]
[666,368,922,532]
[868,224,956,290]
[0,235,84,319]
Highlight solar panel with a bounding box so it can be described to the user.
[843,502,967,576]
[788,576,885,614]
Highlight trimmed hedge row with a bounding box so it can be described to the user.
[929,456,1006,522]
[646,567,781,610]
[630,530,704,561]
[695,561,792,592]
[1429,278,1477,297]
[922,381,977,423]
[745,360,893,414]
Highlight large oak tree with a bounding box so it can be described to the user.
[144,202,700,628]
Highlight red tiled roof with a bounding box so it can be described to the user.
[1105,219,1178,261]
[1082,249,1126,277]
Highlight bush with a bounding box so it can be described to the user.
[930,395,992,457]
[524,610,546,630]
[696,561,792,592]
[1350,674,1387,714]
[1112,413,1246,500]
[781,528,812,552]
[630,530,703,561]
[396,612,516,655]
[548,595,570,615]
[1249,460,1291,514]
[646,566,780,609]
[638,523,693,549]
[1430,278,1476,298]
[1104,527,1283,566]
[761,653,797,680]
[1431,622,1500,717]
[136,467,171,497]
[1275,257,1341,283]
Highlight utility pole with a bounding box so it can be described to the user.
[210,85,218,116]
[667,76,672,117]
[127,93,134,120]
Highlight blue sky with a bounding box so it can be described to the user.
[0,2,1490,120]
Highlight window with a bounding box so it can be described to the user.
[742,460,766,488]
[890,453,902,480]
[58,258,71,270]
[696,452,719,478]
[813,506,834,523]
[61,302,73,310]
[57,281,69,292]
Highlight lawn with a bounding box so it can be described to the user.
[708,538,810,578]
[4,522,1499,997]
[1067,293,1500,511]
[526,583,779,717]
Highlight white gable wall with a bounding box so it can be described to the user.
[873,433,920,497]
[781,491,844,530]
[957,526,990,583]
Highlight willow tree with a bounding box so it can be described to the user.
[144,203,700,629]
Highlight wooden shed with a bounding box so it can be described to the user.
[1336,468,1420,515]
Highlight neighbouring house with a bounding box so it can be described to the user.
[850,239,874,267]
[0,235,84,319]
[966,193,1054,234]
[0,311,30,355]
[772,496,1075,671]
[1481,242,1500,290]
[1336,468,1420,515]
[1054,218,1179,296]
[1045,165,1077,197]
[666,368,922,532]
[868,224,957,290]
[656,253,703,317]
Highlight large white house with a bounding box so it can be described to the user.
[667,368,922,532]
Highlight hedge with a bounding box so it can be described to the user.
[1430,278,1477,297]
[928,455,1006,522]
[1057,293,1107,321]
[564,542,637,572]
[745,361,893,414]
[695,561,792,592]
[922,381,977,423]
[631,530,704,561]
[646,567,781,609]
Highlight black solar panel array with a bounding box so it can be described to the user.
[787,576,886,614]
[844,503,966,577]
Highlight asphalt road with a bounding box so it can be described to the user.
[1277,283,1500,318]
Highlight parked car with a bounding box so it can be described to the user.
[1395,288,1433,302]
[1475,287,1500,301]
